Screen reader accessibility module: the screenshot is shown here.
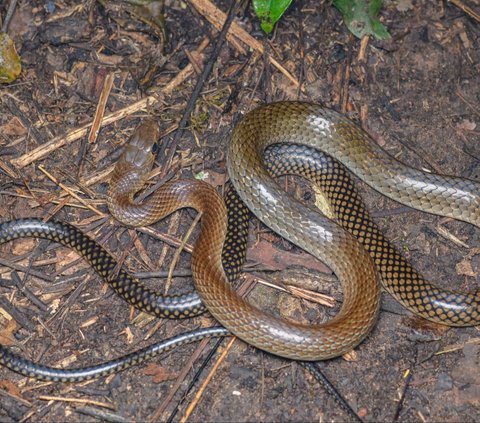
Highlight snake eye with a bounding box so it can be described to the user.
[151,142,159,155]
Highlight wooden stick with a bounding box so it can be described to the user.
[0,158,19,179]
[449,0,480,23]
[165,213,202,293]
[10,38,210,169]
[88,72,114,143]
[189,0,299,87]
[38,165,106,217]
[37,395,115,410]
[179,337,237,423]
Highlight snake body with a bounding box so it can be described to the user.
[264,143,480,325]
[2,101,480,380]
[228,102,479,327]
[107,120,381,361]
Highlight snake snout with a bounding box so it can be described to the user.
[121,120,161,171]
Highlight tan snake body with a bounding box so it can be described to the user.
[2,101,479,380]
[108,119,381,361]
[228,101,479,328]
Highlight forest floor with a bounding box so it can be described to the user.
[0,0,479,421]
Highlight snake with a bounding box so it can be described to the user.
[1,101,479,380]
[227,101,479,328]
[107,119,380,361]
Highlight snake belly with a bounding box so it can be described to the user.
[107,120,381,361]
[227,101,480,328]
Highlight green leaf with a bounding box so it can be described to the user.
[252,0,293,34]
[332,0,390,40]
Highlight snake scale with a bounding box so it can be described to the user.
[0,101,479,380]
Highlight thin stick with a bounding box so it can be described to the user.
[340,35,354,113]
[37,395,116,410]
[38,165,105,217]
[75,406,129,423]
[165,213,202,293]
[179,337,237,423]
[4,98,47,145]
[300,363,363,423]
[2,0,19,36]
[161,278,257,423]
[0,158,19,179]
[0,296,36,331]
[147,337,213,422]
[0,257,54,282]
[449,0,480,22]
[89,72,115,143]
[162,0,239,173]
[189,0,299,87]
[10,39,210,168]
[138,226,194,253]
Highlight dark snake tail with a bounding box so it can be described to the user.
[0,181,251,381]
[0,218,204,318]
[0,211,359,422]
[0,327,229,382]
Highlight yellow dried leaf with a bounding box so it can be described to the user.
[0,33,21,84]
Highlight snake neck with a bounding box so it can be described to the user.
[107,167,156,226]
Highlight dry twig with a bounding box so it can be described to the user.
[189,0,300,87]
[10,39,210,169]
[449,0,480,23]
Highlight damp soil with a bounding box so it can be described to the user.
[0,0,479,422]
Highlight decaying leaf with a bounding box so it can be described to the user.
[247,240,331,274]
[0,117,27,136]
[0,319,18,346]
[0,380,24,398]
[11,238,36,255]
[0,33,22,84]
[455,247,480,278]
[195,169,227,187]
[143,363,178,383]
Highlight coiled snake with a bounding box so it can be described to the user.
[1,101,479,380]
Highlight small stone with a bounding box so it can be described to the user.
[435,372,453,392]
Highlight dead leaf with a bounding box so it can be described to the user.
[0,319,18,346]
[456,119,477,131]
[96,53,124,66]
[395,0,414,12]
[453,384,480,406]
[0,380,23,398]
[0,117,27,136]
[455,247,480,277]
[224,63,242,77]
[143,363,178,383]
[403,316,450,334]
[195,169,227,187]
[456,259,476,277]
[122,326,134,344]
[357,408,368,418]
[11,238,36,255]
[247,240,331,274]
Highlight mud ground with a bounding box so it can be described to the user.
[0,0,479,421]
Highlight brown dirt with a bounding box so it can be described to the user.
[0,0,479,422]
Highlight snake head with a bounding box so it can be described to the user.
[117,120,161,177]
